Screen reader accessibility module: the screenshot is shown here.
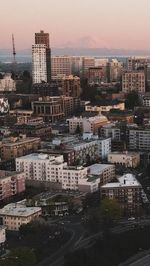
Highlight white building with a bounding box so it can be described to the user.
[0,73,16,91]
[32,44,47,84]
[67,114,108,134]
[0,203,42,231]
[16,153,104,192]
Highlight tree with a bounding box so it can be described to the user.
[75,124,81,134]
[125,91,141,109]
[0,247,36,266]
[100,198,121,226]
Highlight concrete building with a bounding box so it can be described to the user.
[108,152,140,168]
[97,138,111,160]
[100,123,121,141]
[34,30,51,82]
[88,163,115,186]
[9,109,33,124]
[32,44,47,84]
[62,75,81,97]
[0,226,6,255]
[122,71,145,93]
[0,203,42,231]
[0,73,16,92]
[67,114,108,134]
[129,128,150,151]
[32,96,80,122]
[88,67,105,84]
[0,171,25,201]
[82,57,95,77]
[0,135,41,160]
[101,174,142,215]
[127,57,150,71]
[16,153,101,192]
[85,101,125,113]
[51,56,72,79]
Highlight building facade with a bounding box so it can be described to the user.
[0,135,41,160]
[0,203,42,231]
[122,71,145,93]
[101,174,142,215]
[0,171,25,201]
[108,152,140,168]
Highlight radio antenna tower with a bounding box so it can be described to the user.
[12,34,17,78]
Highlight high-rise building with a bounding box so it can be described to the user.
[51,56,72,79]
[122,70,145,93]
[32,30,51,84]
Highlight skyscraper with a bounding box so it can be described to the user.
[32,30,51,84]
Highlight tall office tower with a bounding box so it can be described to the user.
[32,30,51,84]
[32,44,47,84]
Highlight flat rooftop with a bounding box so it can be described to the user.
[101,174,141,188]
[0,205,41,217]
[16,153,63,162]
[88,164,114,175]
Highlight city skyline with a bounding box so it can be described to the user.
[1,0,150,50]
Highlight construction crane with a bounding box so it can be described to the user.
[12,34,16,78]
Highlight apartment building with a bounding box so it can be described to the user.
[16,153,102,192]
[122,71,145,93]
[108,152,140,168]
[67,114,108,134]
[100,123,121,141]
[0,135,41,160]
[0,171,25,201]
[128,128,150,151]
[32,44,47,84]
[101,174,142,215]
[62,75,81,97]
[88,163,115,186]
[51,56,72,78]
[0,203,42,231]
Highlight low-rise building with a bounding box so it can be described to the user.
[0,170,25,201]
[0,203,42,231]
[101,174,142,215]
[67,114,108,134]
[108,152,140,168]
[85,101,125,113]
[16,154,100,192]
[0,134,41,160]
[88,164,115,186]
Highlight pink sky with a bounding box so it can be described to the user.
[1,0,150,50]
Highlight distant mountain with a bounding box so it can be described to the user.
[1,47,150,63]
